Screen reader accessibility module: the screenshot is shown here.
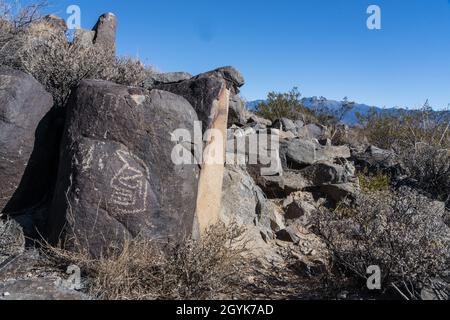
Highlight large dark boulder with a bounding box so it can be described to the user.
[0,67,54,216]
[228,94,247,127]
[297,124,329,140]
[46,80,200,256]
[154,66,245,130]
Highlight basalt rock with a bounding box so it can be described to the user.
[228,94,247,127]
[282,191,319,227]
[43,15,68,34]
[297,124,329,140]
[93,13,117,57]
[74,13,117,58]
[220,165,284,242]
[46,80,200,256]
[272,118,297,134]
[154,66,245,130]
[0,67,54,216]
[351,145,404,177]
[280,139,351,169]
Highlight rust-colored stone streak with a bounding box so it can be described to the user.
[195,85,230,235]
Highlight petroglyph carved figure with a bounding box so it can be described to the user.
[110,149,150,214]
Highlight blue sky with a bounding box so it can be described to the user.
[45,0,450,110]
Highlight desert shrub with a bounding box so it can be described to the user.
[356,104,450,151]
[357,168,391,193]
[255,87,316,122]
[313,97,355,144]
[399,143,450,204]
[43,222,253,300]
[1,1,154,108]
[314,188,450,300]
[0,0,46,65]
[0,0,46,49]
[6,21,153,107]
[109,56,153,87]
[356,104,449,204]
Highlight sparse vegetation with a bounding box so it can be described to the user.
[0,1,154,108]
[357,168,391,193]
[0,0,47,48]
[356,103,450,151]
[314,188,450,300]
[399,143,450,204]
[1,0,449,302]
[43,222,253,300]
[255,87,316,122]
[356,103,450,204]
[0,218,24,260]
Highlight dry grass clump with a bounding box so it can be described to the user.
[399,143,450,204]
[313,188,450,300]
[42,222,253,300]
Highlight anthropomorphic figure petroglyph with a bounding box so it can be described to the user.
[110,150,150,215]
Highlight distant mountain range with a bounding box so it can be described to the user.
[246,97,448,125]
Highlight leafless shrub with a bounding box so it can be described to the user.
[399,143,450,204]
[42,222,253,300]
[355,103,449,205]
[5,20,154,107]
[313,188,450,300]
[356,103,450,151]
[0,0,47,51]
[1,2,155,107]
[109,56,155,88]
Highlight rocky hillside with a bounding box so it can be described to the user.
[0,10,449,300]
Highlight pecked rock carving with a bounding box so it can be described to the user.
[46,80,200,256]
[109,149,150,215]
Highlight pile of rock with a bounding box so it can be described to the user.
[0,11,392,278]
[222,111,360,225]
[2,11,449,301]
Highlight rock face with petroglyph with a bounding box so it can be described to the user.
[46,80,200,255]
[155,67,241,235]
[0,67,54,215]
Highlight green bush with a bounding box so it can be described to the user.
[357,168,391,193]
[255,87,315,122]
